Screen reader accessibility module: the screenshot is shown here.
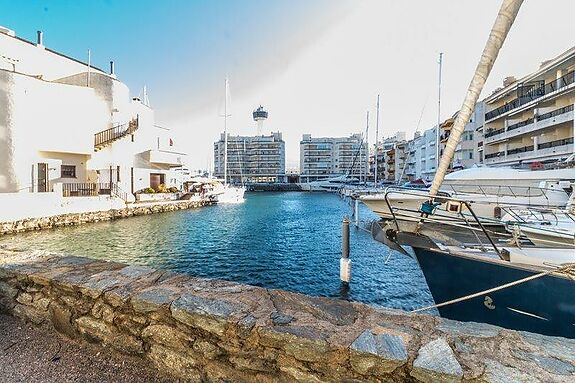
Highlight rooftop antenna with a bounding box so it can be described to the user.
[143,85,150,106]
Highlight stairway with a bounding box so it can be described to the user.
[94,117,139,151]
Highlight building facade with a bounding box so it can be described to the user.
[299,133,368,183]
[0,27,187,200]
[214,132,286,183]
[482,47,575,167]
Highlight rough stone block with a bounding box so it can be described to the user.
[411,338,463,383]
[148,344,202,382]
[12,303,47,324]
[50,302,77,338]
[131,286,180,313]
[142,324,193,352]
[171,293,241,336]
[349,330,408,376]
[76,316,143,354]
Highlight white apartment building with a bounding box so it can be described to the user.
[0,27,186,207]
[214,132,286,183]
[299,133,368,183]
[482,46,575,167]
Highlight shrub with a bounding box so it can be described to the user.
[143,187,155,194]
[168,186,179,193]
[157,184,168,193]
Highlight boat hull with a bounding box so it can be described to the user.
[412,246,575,338]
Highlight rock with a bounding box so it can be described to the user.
[229,355,272,373]
[350,330,408,375]
[131,287,180,313]
[50,302,76,338]
[0,281,18,299]
[91,300,115,323]
[171,293,240,336]
[482,360,541,383]
[437,318,500,338]
[12,303,47,324]
[270,312,293,325]
[148,344,202,382]
[76,316,143,354]
[193,340,222,359]
[513,350,575,376]
[411,338,463,383]
[16,292,33,305]
[519,331,575,362]
[142,324,193,352]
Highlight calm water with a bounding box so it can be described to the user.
[1,192,434,310]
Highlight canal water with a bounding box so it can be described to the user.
[1,192,434,311]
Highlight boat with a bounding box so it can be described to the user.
[367,0,575,339]
[360,181,570,223]
[299,175,361,192]
[217,78,246,204]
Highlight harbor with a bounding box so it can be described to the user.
[2,0,575,382]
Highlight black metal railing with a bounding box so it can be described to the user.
[94,116,139,149]
[507,145,534,155]
[537,104,574,122]
[484,151,504,159]
[537,137,574,150]
[485,71,575,120]
[507,117,534,131]
[62,182,112,197]
[484,127,506,138]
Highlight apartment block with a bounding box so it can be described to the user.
[0,27,186,200]
[299,133,368,182]
[214,132,286,183]
[482,46,575,167]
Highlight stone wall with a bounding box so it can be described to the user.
[0,199,211,235]
[0,248,573,382]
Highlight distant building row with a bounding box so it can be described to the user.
[213,44,575,184]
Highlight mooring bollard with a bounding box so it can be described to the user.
[341,216,351,283]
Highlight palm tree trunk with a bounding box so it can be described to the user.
[429,0,524,197]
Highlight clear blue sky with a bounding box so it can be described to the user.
[1,0,333,118]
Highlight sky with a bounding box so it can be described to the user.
[2,0,575,170]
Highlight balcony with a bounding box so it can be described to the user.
[484,105,573,144]
[484,151,505,160]
[485,71,575,121]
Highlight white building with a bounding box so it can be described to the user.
[482,46,575,167]
[299,133,368,183]
[0,27,186,214]
[214,132,286,183]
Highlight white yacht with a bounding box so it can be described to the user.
[299,175,361,192]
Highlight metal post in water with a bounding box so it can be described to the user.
[341,216,351,283]
[354,198,360,227]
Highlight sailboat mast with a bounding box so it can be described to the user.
[374,94,380,185]
[223,78,228,186]
[365,111,369,185]
[436,52,443,173]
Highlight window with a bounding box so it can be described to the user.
[61,165,76,178]
[469,151,474,160]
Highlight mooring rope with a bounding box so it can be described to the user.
[412,262,575,313]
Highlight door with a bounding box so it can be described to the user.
[150,173,165,191]
[37,163,48,192]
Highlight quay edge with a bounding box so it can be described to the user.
[0,199,214,235]
[0,248,574,382]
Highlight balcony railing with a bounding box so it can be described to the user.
[62,182,112,197]
[507,117,534,131]
[537,104,574,122]
[484,127,505,138]
[537,137,574,150]
[484,151,505,159]
[507,145,534,155]
[485,71,575,120]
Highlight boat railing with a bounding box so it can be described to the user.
[440,183,562,200]
[381,189,507,259]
